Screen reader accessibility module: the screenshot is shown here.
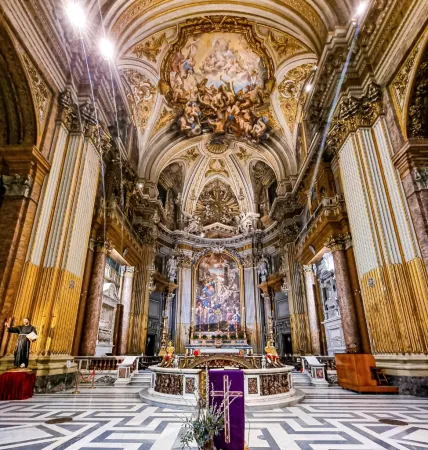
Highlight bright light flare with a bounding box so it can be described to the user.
[305,83,313,93]
[99,37,115,59]
[66,2,86,30]
[355,2,368,17]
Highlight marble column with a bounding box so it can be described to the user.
[261,291,273,343]
[164,291,175,340]
[80,243,109,356]
[326,236,360,352]
[117,267,134,355]
[303,265,321,355]
[72,239,95,355]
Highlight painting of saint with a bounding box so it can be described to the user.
[195,253,241,332]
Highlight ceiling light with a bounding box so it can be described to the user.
[305,83,313,93]
[137,182,143,189]
[355,2,368,17]
[66,2,86,30]
[99,37,115,59]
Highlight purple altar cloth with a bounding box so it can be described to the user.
[209,369,245,450]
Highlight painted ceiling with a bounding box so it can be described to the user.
[92,0,357,231]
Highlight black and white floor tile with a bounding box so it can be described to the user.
[0,386,427,449]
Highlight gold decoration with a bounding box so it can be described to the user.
[407,46,428,138]
[14,40,51,130]
[205,159,229,178]
[195,179,240,226]
[112,0,160,37]
[150,105,175,137]
[278,63,315,129]
[112,0,326,41]
[268,31,307,62]
[133,33,167,63]
[390,39,423,113]
[235,147,251,163]
[121,69,157,131]
[183,146,200,165]
[206,138,229,154]
[324,235,345,253]
[326,83,383,154]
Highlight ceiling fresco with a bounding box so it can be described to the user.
[159,17,275,142]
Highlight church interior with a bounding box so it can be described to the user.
[0,0,428,448]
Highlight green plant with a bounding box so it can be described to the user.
[238,333,245,339]
[221,334,228,340]
[181,401,224,449]
[193,334,199,339]
[202,334,208,339]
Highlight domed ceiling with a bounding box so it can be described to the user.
[91,0,356,237]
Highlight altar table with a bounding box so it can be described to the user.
[0,371,36,400]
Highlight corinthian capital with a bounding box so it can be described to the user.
[324,235,345,252]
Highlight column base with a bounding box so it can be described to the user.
[0,354,77,393]
[375,354,428,397]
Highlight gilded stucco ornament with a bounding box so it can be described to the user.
[133,33,167,63]
[278,63,315,129]
[150,104,176,137]
[268,31,308,63]
[15,40,51,130]
[326,83,383,154]
[205,159,229,178]
[121,69,157,131]
[182,146,200,165]
[195,179,240,226]
[407,48,428,139]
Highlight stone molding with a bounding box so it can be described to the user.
[0,174,33,197]
[324,235,346,252]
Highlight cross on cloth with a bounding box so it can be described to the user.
[210,374,244,443]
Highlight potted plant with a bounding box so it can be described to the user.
[221,334,228,340]
[181,401,224,449]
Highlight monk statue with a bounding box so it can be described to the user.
[5,319,37,369]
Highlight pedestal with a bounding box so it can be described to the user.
[0,370,36,400]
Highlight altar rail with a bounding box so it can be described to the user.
[74,356,161,372]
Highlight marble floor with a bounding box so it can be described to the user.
[0,386,427,450]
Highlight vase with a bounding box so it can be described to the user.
[200,438,216,450]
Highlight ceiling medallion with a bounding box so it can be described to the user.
[206,137,229,154]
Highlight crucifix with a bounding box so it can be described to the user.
[210,374,243,443]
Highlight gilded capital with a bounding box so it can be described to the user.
[325,235,345,252]
[94,240,113,254]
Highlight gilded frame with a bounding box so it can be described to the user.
[191,250,245,330]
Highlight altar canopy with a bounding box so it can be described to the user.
[196,253,241,332]
[209,369,245,450]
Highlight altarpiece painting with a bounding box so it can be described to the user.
[194,253,242,332]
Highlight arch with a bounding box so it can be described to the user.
[0,23,37,147]
[405,40,428,139]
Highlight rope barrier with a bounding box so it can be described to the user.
[73,369,96,393]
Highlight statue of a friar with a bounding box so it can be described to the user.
[4,319,37,368]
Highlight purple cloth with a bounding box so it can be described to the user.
[209,369,245,450]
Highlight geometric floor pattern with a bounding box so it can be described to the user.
[0,386,427,449]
